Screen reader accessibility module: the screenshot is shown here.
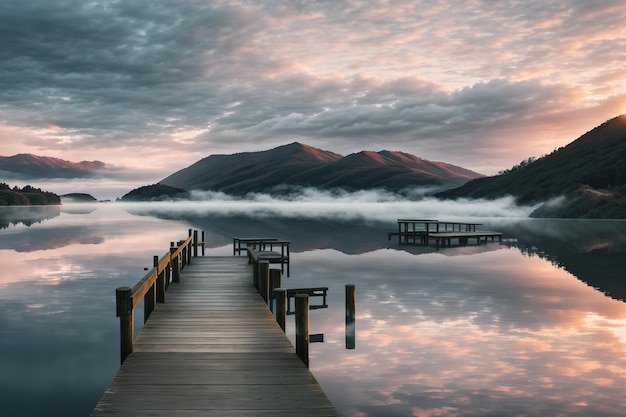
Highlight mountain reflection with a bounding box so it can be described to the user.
[133,207,626,302]
[496,219,626,301]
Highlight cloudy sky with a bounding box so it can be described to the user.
[1,0,625,190]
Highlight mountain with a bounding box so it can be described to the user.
[0,153,106,179]
[159,142,483,195]
[435,115,626,218]
[160,142,343,195]
[288,150,481,190]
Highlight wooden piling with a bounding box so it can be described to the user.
[155,256,165,303]
[345,284,356,350]
[170,246,180,283]
[258,260,270,303]
[275,288,287,332]
[144,281,155,322]
[295,294,310,367]
[193,229,198,258]
[269,269,281,312]
[165,258,171,289]
[115,287,133,364]
[252,258,259,290]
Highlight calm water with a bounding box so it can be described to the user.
[2,204,626,417]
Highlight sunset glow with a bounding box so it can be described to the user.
[1,1,625,198]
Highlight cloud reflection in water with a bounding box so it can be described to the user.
[279,247,626,417]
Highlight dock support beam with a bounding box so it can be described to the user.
[275,288,287,332]
[259,261,270,303]
[116,287,134,364]
[269,269,281,312]
[155,255,165,303]
[295,294,310,367]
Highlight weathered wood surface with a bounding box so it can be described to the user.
[91,256,338,417]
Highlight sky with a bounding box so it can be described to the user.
[1,0,625,197]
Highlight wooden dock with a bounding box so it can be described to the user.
[388,219,503,247]
[90,253,338,416]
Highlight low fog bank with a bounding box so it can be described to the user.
[120,188,537,223]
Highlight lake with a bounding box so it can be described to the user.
[2,202,626,417]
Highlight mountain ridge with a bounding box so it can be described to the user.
[159,142,484,195]
[0,153,106,179]
[436,114,626,218]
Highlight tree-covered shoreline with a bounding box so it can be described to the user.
[0,183,61,206]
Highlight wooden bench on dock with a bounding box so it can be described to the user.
[246,240,290,276]
[232,237,278,255]
[90,230,337,417]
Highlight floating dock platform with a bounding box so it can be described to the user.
[388,219,503,247]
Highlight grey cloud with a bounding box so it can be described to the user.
[0,0,624,175]
[204,76,582,162]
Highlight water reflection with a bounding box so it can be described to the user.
[3,204,626,417]
[177,212,626,304]
[0,204,194,417]
[282,248,626,417]
[497,219,626,301]
[0,205,60,229]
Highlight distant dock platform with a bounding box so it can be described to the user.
[388,219,503,247]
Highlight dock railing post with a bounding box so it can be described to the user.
[258,261,270,303]
[156,255,165,303]
[295,294,310,367]
[116,287,134,364]
[193,229,198,258]
[170,245,180,283]
[253,258,258,289]
[269,269,281,312]
[180,240,187,269]
[165,256,171,289]
[144,278,155,322]
[275,288,287,332]
[345,284,356,350]
[202,231,206,256]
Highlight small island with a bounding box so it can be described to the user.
[119,184,190,201]
[0,183,61,206]
[60,193,98,203]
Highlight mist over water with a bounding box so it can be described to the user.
[123,188,537,222]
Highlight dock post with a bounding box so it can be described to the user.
[269,269,281,312]
[193,230,198,258]
[258,261,270,303]
[144,279,155,322]
[275,288,287,332]
[155,255,165,303]
[252,258,259,290]
[202,231,206,256]
[181,242,187,269]
[295,294,310,367]
[165,256,171,289]
[170,246,180,283]
[116,287,134,364]
[345,284,356,349]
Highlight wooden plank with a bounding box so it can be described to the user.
[91,256,338,417]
